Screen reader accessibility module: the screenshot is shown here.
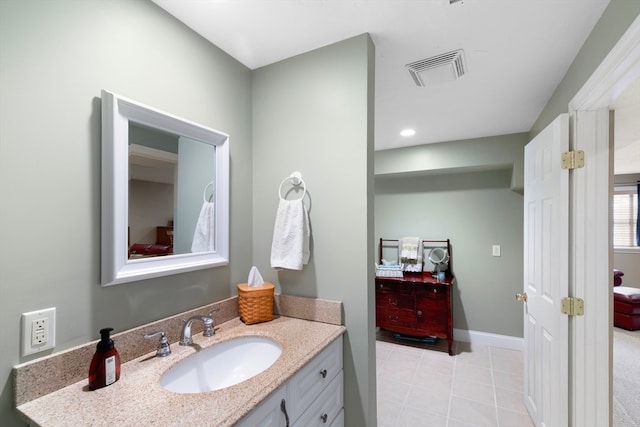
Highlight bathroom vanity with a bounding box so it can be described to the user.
[14,296,345,427]
[236,338,343,426]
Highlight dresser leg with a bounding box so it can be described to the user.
[448,339,453,356]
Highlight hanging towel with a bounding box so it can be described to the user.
[270,198,310,270]
[400,237,422,273]
[191,202,215,252]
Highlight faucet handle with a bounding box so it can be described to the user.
[144,331,171,357]
[202,314,215,337]
[202,308,220,337]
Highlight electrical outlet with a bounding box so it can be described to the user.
[22,307,56,356]
[492,245,501,257]
[32,318,48,346]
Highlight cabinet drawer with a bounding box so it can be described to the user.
[376,307,417,329]
[376,280,410,292]
[376,291,415,310]
[293,371,343,427]
[287,338,343,423]
[235,386,286,427]
[419,285,448,298]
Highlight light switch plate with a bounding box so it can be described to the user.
[22,307,56,356]
[492,245,501,257]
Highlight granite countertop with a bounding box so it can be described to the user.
[17,316,345,427]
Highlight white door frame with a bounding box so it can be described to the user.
[568,15,640,427]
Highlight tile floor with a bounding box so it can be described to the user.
[376,335,534,427]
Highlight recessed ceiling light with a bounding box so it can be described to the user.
[400,129,416,137]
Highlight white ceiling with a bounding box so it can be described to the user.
[152,0,613,151]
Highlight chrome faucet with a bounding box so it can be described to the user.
[179,315,213,346]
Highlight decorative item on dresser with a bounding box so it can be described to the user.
[375,238,454,356]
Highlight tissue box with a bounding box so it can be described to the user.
[237,282,275,324]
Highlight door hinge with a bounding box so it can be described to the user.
[561,297,584,316]
[561,150,585,170]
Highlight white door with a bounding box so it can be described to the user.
[523,114,569,427]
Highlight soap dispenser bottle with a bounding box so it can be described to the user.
[88,327,121,390]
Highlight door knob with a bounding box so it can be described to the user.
[516,292,528,302]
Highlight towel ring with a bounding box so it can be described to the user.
[203,181,214,203]
[278,172,306,201]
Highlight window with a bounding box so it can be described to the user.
[613,185,638,248]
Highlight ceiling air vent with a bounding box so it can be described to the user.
[406,49,466,87]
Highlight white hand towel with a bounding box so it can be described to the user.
[191,202,215,252]
[270,198,310,270]
[400,237,422,273]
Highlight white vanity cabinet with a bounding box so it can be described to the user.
[236,338,343,427]
[235,386,286,427]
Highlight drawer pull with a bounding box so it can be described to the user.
[320,369,327,378]
[280,399,290,427]
[417,310,422,316]
[433,288,437,293]
[320,413,328,423]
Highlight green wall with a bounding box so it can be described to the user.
[0,1,252,425]
[375,134,528,338]
[252,34,376,427]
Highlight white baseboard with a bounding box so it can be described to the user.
[453,328,523,351]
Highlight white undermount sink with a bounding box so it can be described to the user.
[160,336,282,394]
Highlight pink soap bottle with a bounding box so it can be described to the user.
[88,328,121,390]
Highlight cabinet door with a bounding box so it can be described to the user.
[235,386,286,427]
[415,287,449,336]
[329,409,344,427]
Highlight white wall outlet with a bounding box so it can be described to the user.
[22,307,56,356]
[492,245,501,257]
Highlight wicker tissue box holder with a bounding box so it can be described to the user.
[237,282,275,324]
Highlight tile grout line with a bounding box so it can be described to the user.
[490,346,501,427]
[445,340,458,427]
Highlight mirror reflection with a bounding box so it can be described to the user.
[101,90,229,286]
[128,124,216,259]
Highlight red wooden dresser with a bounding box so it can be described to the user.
[376,238,454,355]
[376,273,454,355]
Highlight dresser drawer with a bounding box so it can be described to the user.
[376,307,417,329]
[419,285,448,298]
[293,371,343,427]
[377,280,415,293]
[376,290,415,310]
[287,338,343,422]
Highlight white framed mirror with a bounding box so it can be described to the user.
[101,90,229,286]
